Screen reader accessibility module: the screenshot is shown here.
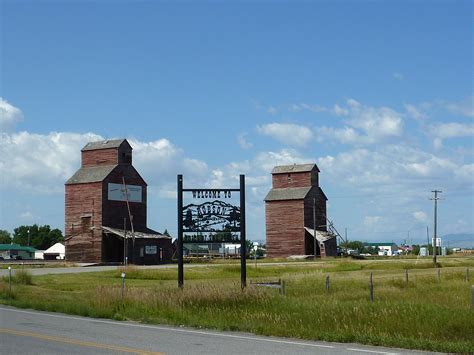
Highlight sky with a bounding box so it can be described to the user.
[1,0,473,246]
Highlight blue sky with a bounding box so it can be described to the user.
[1,0,473,246]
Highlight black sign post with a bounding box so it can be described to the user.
[177,174,246,289]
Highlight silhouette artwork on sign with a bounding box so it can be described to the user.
[182,200,240,232]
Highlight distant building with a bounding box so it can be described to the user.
[264,164,337,258]
[65,139,172,264]
[365,242,398,256]
[0,244,36,260]
[43,242,65,260]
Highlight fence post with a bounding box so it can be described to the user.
[326,275,330,292]
[437,268,441,282]
[8,266,12,293]
[466,268,469,282]
[280,279,286,296]
[471,285,474,309]
[121,272,126,301]
[405,269,409,284]
[370,272,374,302]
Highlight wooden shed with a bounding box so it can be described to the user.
[264,163,337,258]
[65,139,172,264]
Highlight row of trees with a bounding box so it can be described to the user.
[0,225,64,250]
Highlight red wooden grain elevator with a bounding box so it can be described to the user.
[265,164,337,258]
[65,139,171,264]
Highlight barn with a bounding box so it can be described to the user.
[65,139,172,264]
[264,164,337,258]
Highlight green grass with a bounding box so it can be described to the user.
[1,257,473,352]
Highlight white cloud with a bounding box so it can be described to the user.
[0,98,23,131]
[364,216,381,226]
[405,104,428,120]
[237,133,253,149]
[267,106,278,115]
[290,103,327,113]
[430,122,474,139]
[257,123,313,146]
[0,132,209,197]
[0,131,103,192]
[443,96,474,117]
[413,211,427,222]
[316,99,404,145]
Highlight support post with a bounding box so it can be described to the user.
[326,275,330,292]
[437,268,441,282]
[466,268,470,283]
[121,272,125,301]
[177,175,184,288]
[240,174,247,289]
[370,272,374,302]
[313,198,316,258]
[405,269,409,284]
[8,266,12,293]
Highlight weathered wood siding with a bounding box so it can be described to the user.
[272,171,319,189]
[65,182,103,262]
[265,200,306,257]
[81,148,119,167]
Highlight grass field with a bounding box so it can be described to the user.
[1,256,473,352]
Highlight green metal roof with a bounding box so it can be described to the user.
[65,164,117,185]
[0,244,37,252]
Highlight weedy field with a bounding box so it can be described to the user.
[1,256,473,352]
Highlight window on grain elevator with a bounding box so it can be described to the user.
[287,174,292,184]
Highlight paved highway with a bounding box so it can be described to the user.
[0,307,437,354]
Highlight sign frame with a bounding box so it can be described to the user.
[177,175,246,289]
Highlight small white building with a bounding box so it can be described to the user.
[35,250,45,260]
[366,243,398,256]
[43,243,65,260]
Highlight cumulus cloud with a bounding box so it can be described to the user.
[0,131,103,192]
[430,122,474,139]
[364,216,381,226]
[405,104,428,120]
[237,133,253,149]
[443,95,474,117]
[0,132,208,197]
[413,211,427,222]
[315,99,404,145]
[257,123,313,146]
[0,98,23,131]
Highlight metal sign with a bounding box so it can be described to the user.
[177,175,246,289]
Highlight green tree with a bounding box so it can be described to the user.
[13,224,64,250]
[0,230,12,244]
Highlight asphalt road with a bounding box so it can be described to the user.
[0,307,438,355]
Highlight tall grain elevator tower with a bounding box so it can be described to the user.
[65,139,171,264]
[264,163,336,258]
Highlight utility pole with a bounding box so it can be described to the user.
[426,226,430,256]
[431,190,442,265]
[313,198,317,258]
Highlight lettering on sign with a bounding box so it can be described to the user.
[145,246,157,255]
[191,190,232,199]
[108,183,142,203]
